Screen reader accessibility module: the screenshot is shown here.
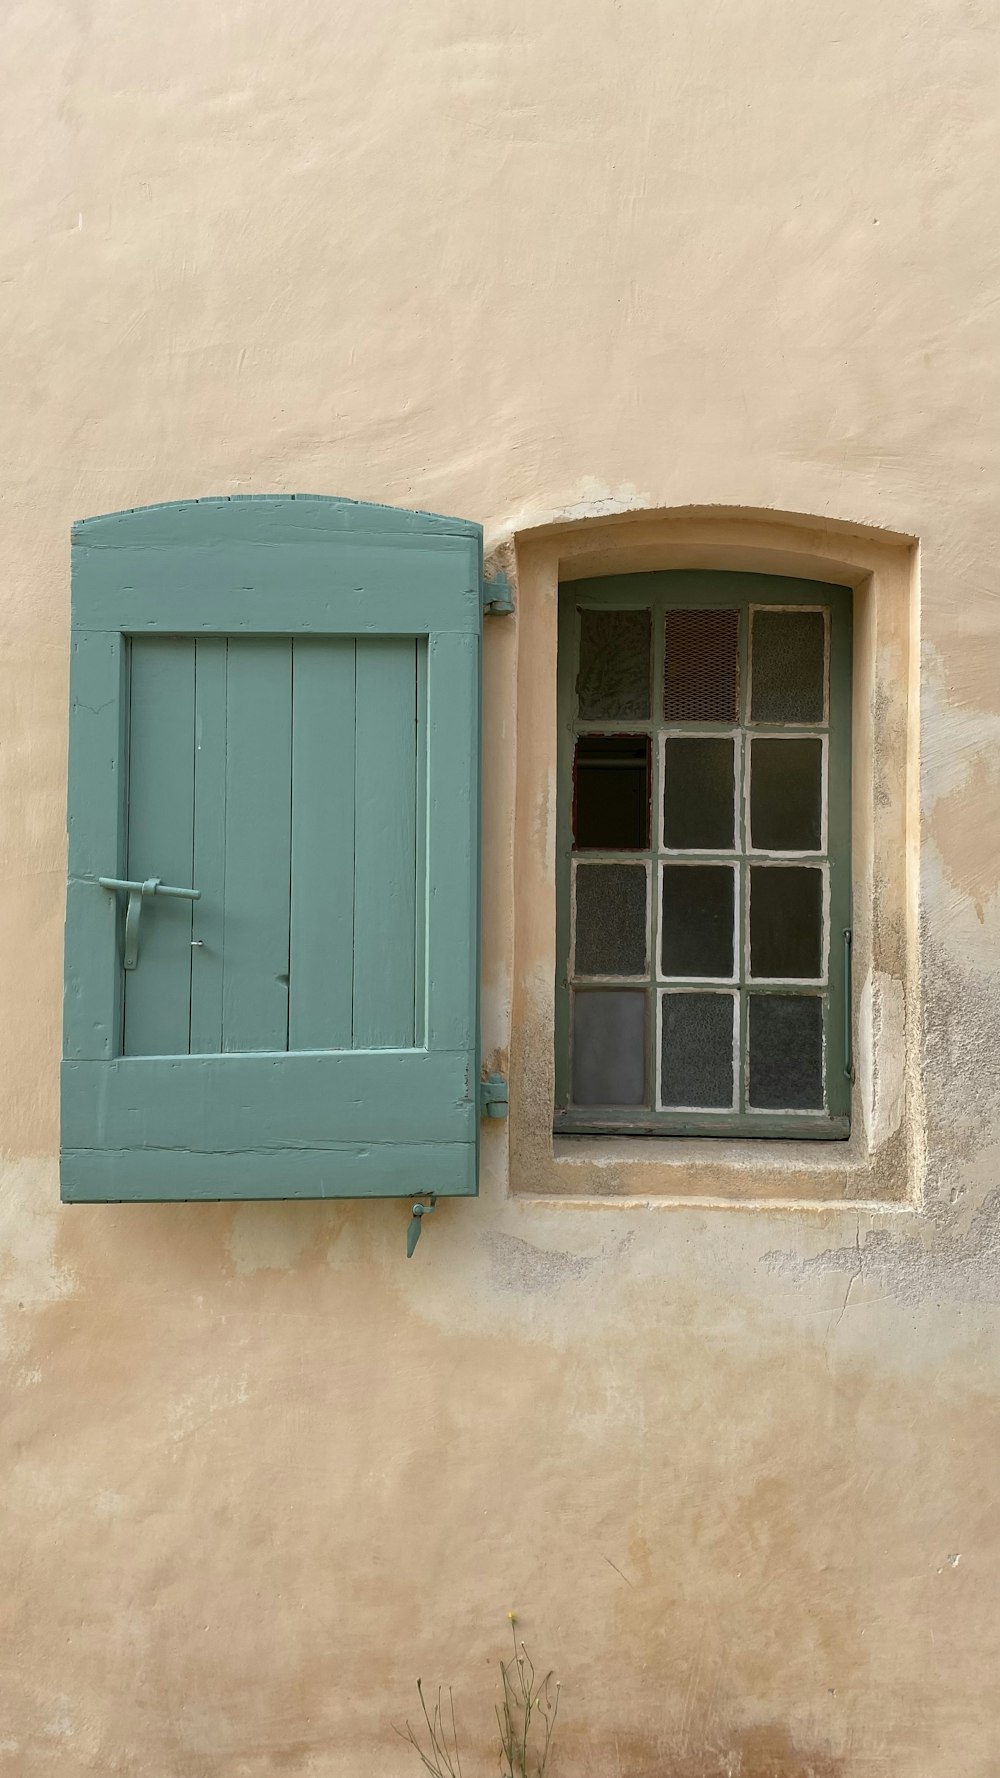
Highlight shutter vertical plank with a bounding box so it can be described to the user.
[413,640,428,1047]
[122,639,196,1057]
[222,639,292,1052]
[288,638,357,1050]
[353,637,418,1048]
[189,639,228,1054]
[63,628,128,1061]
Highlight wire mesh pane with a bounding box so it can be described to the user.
[748,993,824,1109]
[578,609,652,720]
[663,608,739,722]
[575,863,648,976]
[661,992,735,1108]
[663,735,736,849]
[750,609,825,723]
[572,989,647,1105]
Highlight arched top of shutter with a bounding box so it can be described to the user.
[72,494,482,548]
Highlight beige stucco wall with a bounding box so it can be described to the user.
[3,2,1000,1773]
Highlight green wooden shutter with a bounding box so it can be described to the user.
[61,497,483,1202]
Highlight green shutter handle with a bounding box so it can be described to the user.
[99,876,201,971]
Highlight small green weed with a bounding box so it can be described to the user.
[399,1619,560,1778]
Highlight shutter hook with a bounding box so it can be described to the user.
[99,876,201,969]
[406,1197,436,1257]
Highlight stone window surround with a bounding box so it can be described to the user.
[495,507,920,1206]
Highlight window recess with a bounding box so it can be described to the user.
[555,571,852,1140]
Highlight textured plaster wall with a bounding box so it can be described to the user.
[2,1,1000,1774]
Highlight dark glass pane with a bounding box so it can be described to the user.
[573,736,650,850]
[749,866,823,978]
[750,609,825,723]
[577,609,652,720]
[663,736,736,850]
[574,863,647,976]
[748,994,824,1109]
[572,990,647,1105]
[661,865,735,978]
[661,992,735,1108]
[750,737,823,851]
[664,608,739,722]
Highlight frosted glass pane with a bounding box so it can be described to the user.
[749,866,823,978]
[660,992,735,1108]
[661,865,735,978]
[748,994,824,1109]
[750,737,823,851]
[573,736,650,850]
[663,736,736,849]
[575,863,647,976]
[750,609,825,723]
[577,609,652,719]
[572,990,647,1105]
[664,608,739,722]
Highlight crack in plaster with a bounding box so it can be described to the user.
[762,1187,1000,1308]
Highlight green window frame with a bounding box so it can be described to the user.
[555,570,853,1140]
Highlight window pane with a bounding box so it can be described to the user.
[574,863,647,976]
[748,994,824,1109]
[750,609,825,723]
[577,609,652,720]
[749,865,823,978]
[664,609,739,723]
[661,864,735,977]
[661,992,735,1108]
[572,989,647,1105]
[573,736,650,850]
[750,737,823,851]
[663,736,736,850]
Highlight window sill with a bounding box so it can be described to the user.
[518,1123,909,1206]
[554,1111,850,1141]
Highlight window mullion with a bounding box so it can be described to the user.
[737,602,751,1112]
[649,597,664,1111]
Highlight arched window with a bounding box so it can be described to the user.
[556,570,852,1139]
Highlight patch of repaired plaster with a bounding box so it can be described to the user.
[920,928,1000,1173]
[488,478,655,547]
[922,642,1000,925]
[481,1229,596,1294]
[167,1369,252,1443]
[857,968,905,1149]
[225,1201,325,1274]
[762,1185,1000,1308]
[0,1159,75,1360]
[930,749,1000,924]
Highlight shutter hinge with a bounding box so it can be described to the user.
[482,570,515,616]
[480,1073,509,1119]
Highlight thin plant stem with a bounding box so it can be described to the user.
[399,1634,559,1778]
